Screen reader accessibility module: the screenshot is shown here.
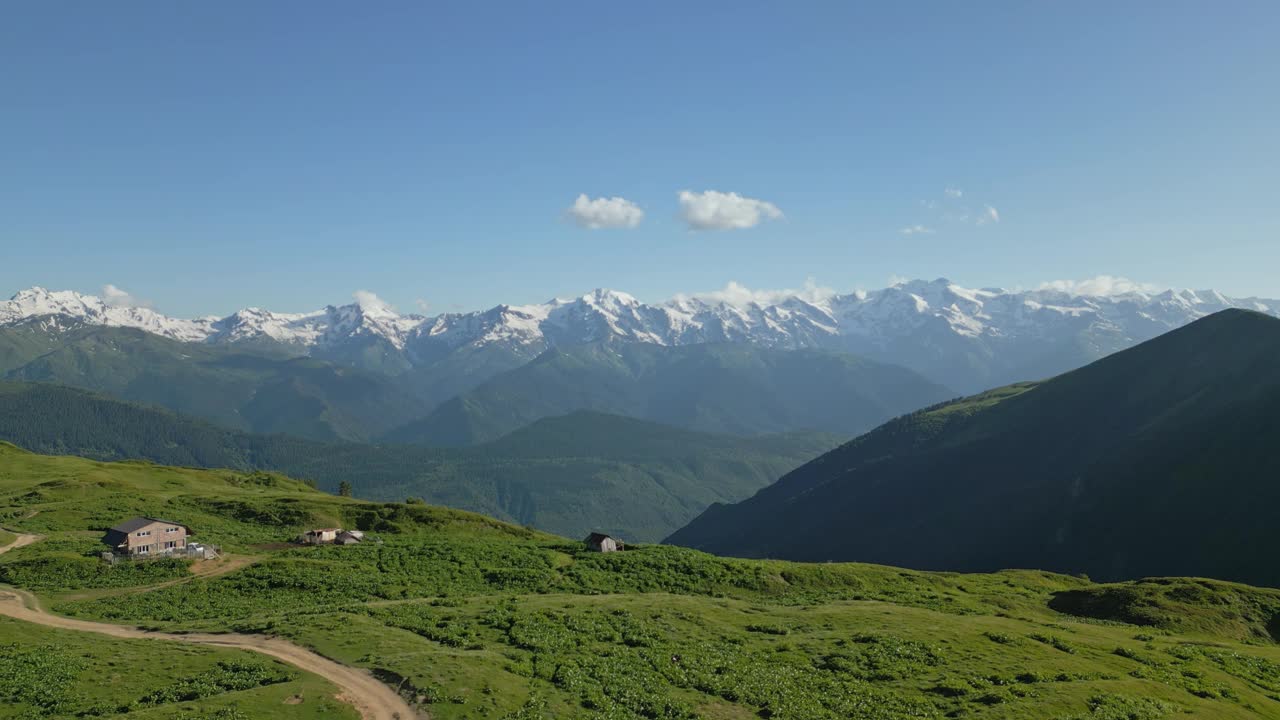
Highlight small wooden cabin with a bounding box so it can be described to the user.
[303,528,341,544]
[335,530,364,545]
[584,532,624,553]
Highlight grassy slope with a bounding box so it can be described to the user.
[0,382,837,541]
[385,342,955,446]
[669,310,1280,586]
[0,617,356,720]
[0,325,424,442]
[3,444,1280,719]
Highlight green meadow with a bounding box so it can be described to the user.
[3,441,1279,719]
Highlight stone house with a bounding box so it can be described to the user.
[103,517,191,557]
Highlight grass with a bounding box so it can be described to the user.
[3,442,1280,719]
[0,617,356,720]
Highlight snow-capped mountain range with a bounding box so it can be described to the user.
[4,280,1278,392]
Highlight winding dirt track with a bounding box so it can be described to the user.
[0,531,40,555]
[0,534,417,720]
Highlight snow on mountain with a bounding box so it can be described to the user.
[0,287,217,342]
[4,281,1278,390]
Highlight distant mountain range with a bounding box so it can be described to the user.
[668,309,1280,587]
[6,281,1278,392]
[384,342,949,446]
[0,380,836,541]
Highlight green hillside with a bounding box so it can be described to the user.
[4,444,1280,719]
[668,309,1280,586]
[0,326,426,442]
[385,341,954,445]
[0,382,836,541]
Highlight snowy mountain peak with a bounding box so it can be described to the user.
[3,281,1277,392]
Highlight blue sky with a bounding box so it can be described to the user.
[3,2,1277,316]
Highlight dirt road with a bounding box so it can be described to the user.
[0,535,417,720]
[0,532,41,556]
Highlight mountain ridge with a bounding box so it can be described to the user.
[8,280,1278,392]
[667,308,1280,587]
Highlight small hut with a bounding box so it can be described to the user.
[335,530,364,545]
[303,528,340,545]
[584,532,624,553]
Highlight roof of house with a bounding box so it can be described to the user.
[584,532,616,543]
[307,528,341,534]
[108,517,189,534]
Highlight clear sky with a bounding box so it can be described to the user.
[3,2,1277,316]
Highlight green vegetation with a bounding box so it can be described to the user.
[0,383,836,541]
[4,443,1280,718]
[669,310,1280,587]
[0,618,355,720]
[0,325,423,442]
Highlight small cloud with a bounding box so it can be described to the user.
[414,299,431,314]
[683,277,834,308]
[887,274,910,287]
[944,187,964,198]
[353,290,396,316]
[678,190,783,231]
[1037,276,1161,297]
[898,225,935,236]
[566,193,644,229]
[977,205,1000,225]
[101,284,151,309]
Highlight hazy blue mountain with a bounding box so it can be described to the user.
[383,341,954,446]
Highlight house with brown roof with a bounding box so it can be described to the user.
[103,517,191,557]
[584,532,624,552]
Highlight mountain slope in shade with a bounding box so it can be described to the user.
[0,381,836,541]
[6,281,1278,392]
[667,309,1280,588]
[384,341,954,446]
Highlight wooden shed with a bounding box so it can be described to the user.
[584,532,624,553]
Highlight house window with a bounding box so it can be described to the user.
[135,530,151,537]
[164,541,177,549]
[135,545,150,555]
[166,527,179,533]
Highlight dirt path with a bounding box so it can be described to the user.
[0,537,418,720]
[0,532,41,556]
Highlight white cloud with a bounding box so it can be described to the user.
[944,187,964,198]
[353,290,397,316]
[887,274,910,287]
[566,193,644,229]
[683,277,834,308]
[1037,276,1162,297]
[101,284,150,309]
[414,298,431,314]
[898,225,935,236]
[677,190,783,231]
[977,205,1000,225]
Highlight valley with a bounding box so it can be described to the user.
[3,444,1280,719]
